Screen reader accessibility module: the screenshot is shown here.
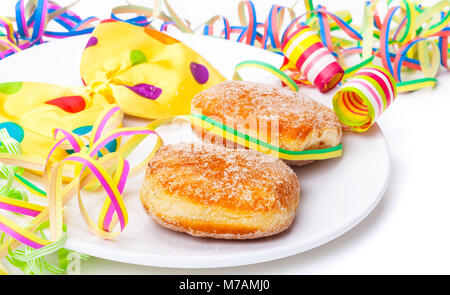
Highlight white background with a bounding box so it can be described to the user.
[0,0,449,274]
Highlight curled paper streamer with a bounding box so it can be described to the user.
[0,105,163,265]
[0,129,88,275]
[0,260,7,275]
[0,0,97,60]
[0,130,51,252]
[233,60,299,92]
[281,24,344,93]
[1,222,90,275]
[1,0,449,94]
[332,65,397,132]
[146,114,343,161]
[44,105,162,241]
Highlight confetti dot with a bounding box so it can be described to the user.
[125,83,162,100]
[85,36,98,49]
[130,50,147,65]
[0,122,24,142]
[144,28,180,45]
[190,62,209,84]
[45,96,86,113]
[0,82,23,95]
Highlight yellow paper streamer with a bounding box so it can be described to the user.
[0,261,8,275]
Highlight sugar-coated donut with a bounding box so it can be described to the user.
[140,143,300,239]
[191,81,343,166]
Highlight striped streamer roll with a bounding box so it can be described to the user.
[282,24,344,93]
[332,65,397,132]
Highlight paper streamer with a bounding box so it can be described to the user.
[0,260,8,275]
[44,105,162,241]
[0,0,97,60]
[0,105,163,269]
[0,0,449,94]
[281,24,344,92]
[233,60,299,92]
[0,129,52,252]
[146,114,343,161]
[0,128,88,275]
[332,65,397,132]
[1,222,90,275]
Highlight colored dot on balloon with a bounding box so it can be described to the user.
[0,122,24,142]
[72,125,93,135]
[100,19,118,24]
[0,82,23,95]
[130,50,147,65]
[85,36,98,49]
[190,62,209,84]
[68,125,117,157]
[144,27,180,45]
[125,83,162,100]
[45,96,86,113]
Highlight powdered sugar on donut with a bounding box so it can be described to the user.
[147,143,299,212]
[191,81,342,152]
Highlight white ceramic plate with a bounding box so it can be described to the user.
[0,33,390,268]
